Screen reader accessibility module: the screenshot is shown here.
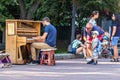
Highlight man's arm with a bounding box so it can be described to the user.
[40,32,48,41]
[33,32,48,42]
[111,26,116,37]
[80,43,86,49]
[83,28,87,41]
[111,26,116,40]
[83,36,87,42]
[94,26,104,35]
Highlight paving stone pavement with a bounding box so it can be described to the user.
[0,58,120,80]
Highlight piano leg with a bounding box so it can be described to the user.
[25,44,31,63]
[16,46,25,64]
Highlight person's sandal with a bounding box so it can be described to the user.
[111,58,119,62]
[116,58,119,62]
[110,58,116,62]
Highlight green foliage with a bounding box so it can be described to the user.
[79,18,88,27]
[25,0,35,10]
[55,49,67,53]
[0,0,120,31]
[34,0,72,27]
[36,0,58,25]
[76,0,120,13]
[75,0,120,28]
[0,0,18,5]
[0,1,14,31]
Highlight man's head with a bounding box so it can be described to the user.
[42,17,50,26]
[85,23,93,32]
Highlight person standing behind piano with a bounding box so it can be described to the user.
[31,17,57,64]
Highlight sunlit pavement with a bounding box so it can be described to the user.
[0,58,120,80]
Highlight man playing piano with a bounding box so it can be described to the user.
[31,17,57,64]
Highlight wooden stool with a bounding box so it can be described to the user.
[40,48,56,66]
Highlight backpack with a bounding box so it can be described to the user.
[97,41,102,52]
[67,44,72,53]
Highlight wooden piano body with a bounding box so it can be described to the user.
[6,19,41,64]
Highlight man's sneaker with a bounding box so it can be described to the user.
[36,60,40,64]
[91,60,98,65]
[31,60,37,64]
[92,62,97,65]
[87,59,94,64]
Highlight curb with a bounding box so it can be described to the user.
[55,53,84,60]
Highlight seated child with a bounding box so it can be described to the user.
[101,35,109,47]
[91,31,101,65]
[71,34,86,56]
[97,35,109,55]
[100,35,113,58]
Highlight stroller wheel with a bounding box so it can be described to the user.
[104,55,107,58]
[98,54,102,58]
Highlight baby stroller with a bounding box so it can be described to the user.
[99,36,113,58]
[0,50,12,68]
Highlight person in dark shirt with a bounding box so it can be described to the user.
[110,13,120,62]
[84,23,104,42]
[31,17,57,64]
[83,23,104,64]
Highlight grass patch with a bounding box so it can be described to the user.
[55,49,67,54]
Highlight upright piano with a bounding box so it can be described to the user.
[6,19,41,64]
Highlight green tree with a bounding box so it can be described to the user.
[18,0,40,19]
[76,0,120,27]
[0,0,120,39]
[0,0,41,30]
[0,0,15,31]
[70,0,120,43]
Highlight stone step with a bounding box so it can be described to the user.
[55,53,84,60]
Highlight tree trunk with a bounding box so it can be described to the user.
[71,0,76,42]
[18,0,26,19]
[26,0,41,20]
[2,29,5,44]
